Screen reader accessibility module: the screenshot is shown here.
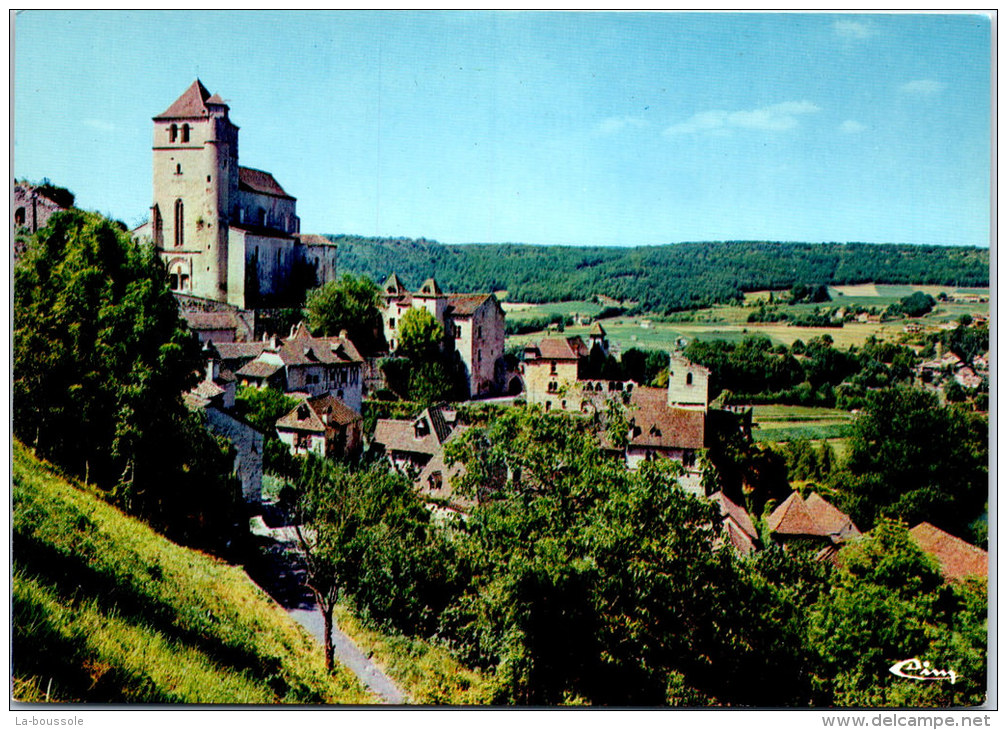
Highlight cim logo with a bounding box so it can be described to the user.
[889,658,958,685]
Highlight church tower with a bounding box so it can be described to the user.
[152,80,239,301]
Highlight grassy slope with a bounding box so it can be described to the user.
[12,440,372,705]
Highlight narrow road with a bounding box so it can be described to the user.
[247,509,408,705]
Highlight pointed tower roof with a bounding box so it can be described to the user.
[416,278,444,297]
[383,273,409,296]
[767,492,824,537]
[155,79,223,120]
[589,321,607,337]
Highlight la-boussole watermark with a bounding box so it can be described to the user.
[889,658,958,685]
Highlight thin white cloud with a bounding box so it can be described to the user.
[840,120,866,134]
[899,79,946,95]
[595,116,649,135]
[664,101,820,136]
[833,19,877,40]
[83,118,117,132]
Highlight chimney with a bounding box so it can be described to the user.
[339,329,348,341]
[205,358,216,383]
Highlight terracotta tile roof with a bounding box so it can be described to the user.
[238,166,294,200]
[299,234,334,246]
[910,522,988,581]
[446,293,492,317]
[805,492,861,541]
[215,341,267,362]
[236,359,283,379]
[527,336,590,361]
[712,492,758,540]
[155,79,216,119]
[373,406,463,457]
[626,387,706,449]
[276,324,363,366]
[768,491,860,542]
[182,311,239,331]
[206,92,226,105]
[276,394,360,434]
[724,517,758,555]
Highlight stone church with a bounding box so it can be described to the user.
[137,80,336,309]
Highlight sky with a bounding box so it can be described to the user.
[13,11,992,247]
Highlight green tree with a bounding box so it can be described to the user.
[13,210,240,551]
[834,388,987,537]
[396,307,444,358]
[234,386,300,475]
[304,274,383,353]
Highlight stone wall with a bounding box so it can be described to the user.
[205,407,263,504]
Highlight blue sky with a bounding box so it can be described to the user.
[13,11,991,246]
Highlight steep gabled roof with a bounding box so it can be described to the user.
[910,522,988,582]
[724,517,758,555]
[155,79,219,120]
[276,323,363,366]
[239,167,294,200]
[768,492,826,537]
[372,405,461,457]
[806,491,861,540]
[275,393,360,434]
[589,321,607,336]
[712,491,758,541]
[416,278,443,297]
[383,273,410,297]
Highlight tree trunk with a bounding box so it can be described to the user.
[321,600,335,673]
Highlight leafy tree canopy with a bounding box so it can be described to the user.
[396,307,444,359]
[304,273,383,354]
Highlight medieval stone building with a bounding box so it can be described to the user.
[138,80,337,309]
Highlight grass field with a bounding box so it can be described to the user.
[12,440,371,704]
[749,405,855,461]
[502,299,603,321]
[506,284,989,353]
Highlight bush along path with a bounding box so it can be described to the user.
[247,503,408,704]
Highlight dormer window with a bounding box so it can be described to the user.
[414,419,429,438]
[297,404,310,421]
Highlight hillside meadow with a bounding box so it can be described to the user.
[11,440,372,705]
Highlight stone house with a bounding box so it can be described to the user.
[712,491,760,555]
[380,274,506,397]
[275,393,362,459]
[136,80,338,308]
[522,336,590,408]
[14,181,69,234]
[183,358,263,504]
[235,322,364,411]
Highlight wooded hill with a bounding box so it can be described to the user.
[321,236,989,313]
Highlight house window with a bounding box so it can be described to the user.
[180,274,189,290]
[181,124,190,143]
[14,207,25,227]
[550,362,558,375]
[295,433,312,449]
[176,163,182,175]
[452,324,461,338]
[168,273,179,290]
[169,124,178,142]
[389,318,396,329]
[548,381,558,393]
[174,199,184,247]
[477,326,483,339]
[686,372,694,385]
[545,401,552,412]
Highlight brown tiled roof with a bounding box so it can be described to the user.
[529,336,589,361]
[806,492,861,540]
[712,492,758,540]
[155,80,215,119]
[299,234,333,246]
[373,407,464,457]
[910,522,988,581]
[239,167,294,200]
[236,359,283,379]
[182,311,239,331]
[768,492,825,537]
[276,323,363,366]
[724,517,757,555]
[206,92,226,105]
[276,394,360,434]
[626,387,706,449]
[768,491,859,542]
[446,293,492,317]
[215,341,267,362]
[191,379,225,401]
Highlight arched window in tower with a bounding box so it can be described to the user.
[174,199,184,247]
[258,207,266,226]
[14,207,25,227]
[181,124,190,143]
[169,124,178,143]
[686,372,693,386]
[152,205,163,247]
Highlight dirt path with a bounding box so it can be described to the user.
[247,507,408,705]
